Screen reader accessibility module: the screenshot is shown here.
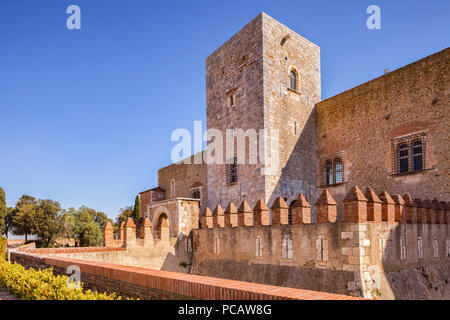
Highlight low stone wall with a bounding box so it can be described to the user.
[192,222,449,299]
[36,238,192,274]
[9,250,361,300]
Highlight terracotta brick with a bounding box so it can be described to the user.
[378,191,395,223]
[315,189,337,223]
[343,186,368,223]
[271,197,289,225]
[290,193,311,224]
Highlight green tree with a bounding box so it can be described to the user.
[0,187,6,235]
[133,195,140,219]
[34,199,63,247]
[12,195,38,242]
[72,207,103,247]
[59,208,76,241]
[116,206,133,226]
[5,207,16,236]
[114,206,133,238]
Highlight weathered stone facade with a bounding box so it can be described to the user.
[316,48,449,221]
[191,188,450,299]
[205,13,321,211]
[141,12,448,227]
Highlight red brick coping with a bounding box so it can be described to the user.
[21,247,126,255]
[10,251,363,300]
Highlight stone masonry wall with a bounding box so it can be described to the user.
[193,188,450,299]
[158,152,207,210]
[206,13,266,210]
[315,48,450,220]
[262,13,321,210]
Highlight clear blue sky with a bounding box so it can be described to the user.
[0,0,448,219]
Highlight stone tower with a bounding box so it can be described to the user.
[206,13,321,210]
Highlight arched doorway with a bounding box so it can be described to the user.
[156,213,169,238]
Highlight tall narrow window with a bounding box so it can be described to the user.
[334,158,343,184]
[412,140,423,172]
[170,180,175,198]
[214,237,220,255]
[326,160,333,185]
[226,157,238,184]
[255,236,263,257]
[418,236,423,260]
[433,237,439,258]
[282,234,293,259]
[398,144,409,173]
[289,70,297,91]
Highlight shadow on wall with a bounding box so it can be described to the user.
[191,186,449,300]
[266,111,320,221]
[377,196,450,300]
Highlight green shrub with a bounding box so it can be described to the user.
[0,259,121,300]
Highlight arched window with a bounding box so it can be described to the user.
[326,160,333,185]
[334,158,343,184]
[412,140,423,172]
[289,70,297,91]
[192,190,201,199]
[398,144,409,173]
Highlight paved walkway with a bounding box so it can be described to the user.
[0,285,19,300]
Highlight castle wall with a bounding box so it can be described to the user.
[192,223,449,299]
[191,188,450,299]
[261,13,321,209]
[315,48,450,220]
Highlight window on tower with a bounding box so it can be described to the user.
[226,157,238,185]
[289,70,297,91]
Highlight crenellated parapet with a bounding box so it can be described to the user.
[191,186,449,299]
[189,187,449,230]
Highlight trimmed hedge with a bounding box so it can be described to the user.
[0,258,121,300]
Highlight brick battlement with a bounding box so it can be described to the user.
[198,186,449,229]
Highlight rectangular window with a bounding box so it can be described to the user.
[320,152,344,187]
[392,132,426,175]
[418,236,423,260]
[226,157,238,184]
[433,238,439,258]
[170,180,175,198]
[256,236,263,257]
[282,234,293,260]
